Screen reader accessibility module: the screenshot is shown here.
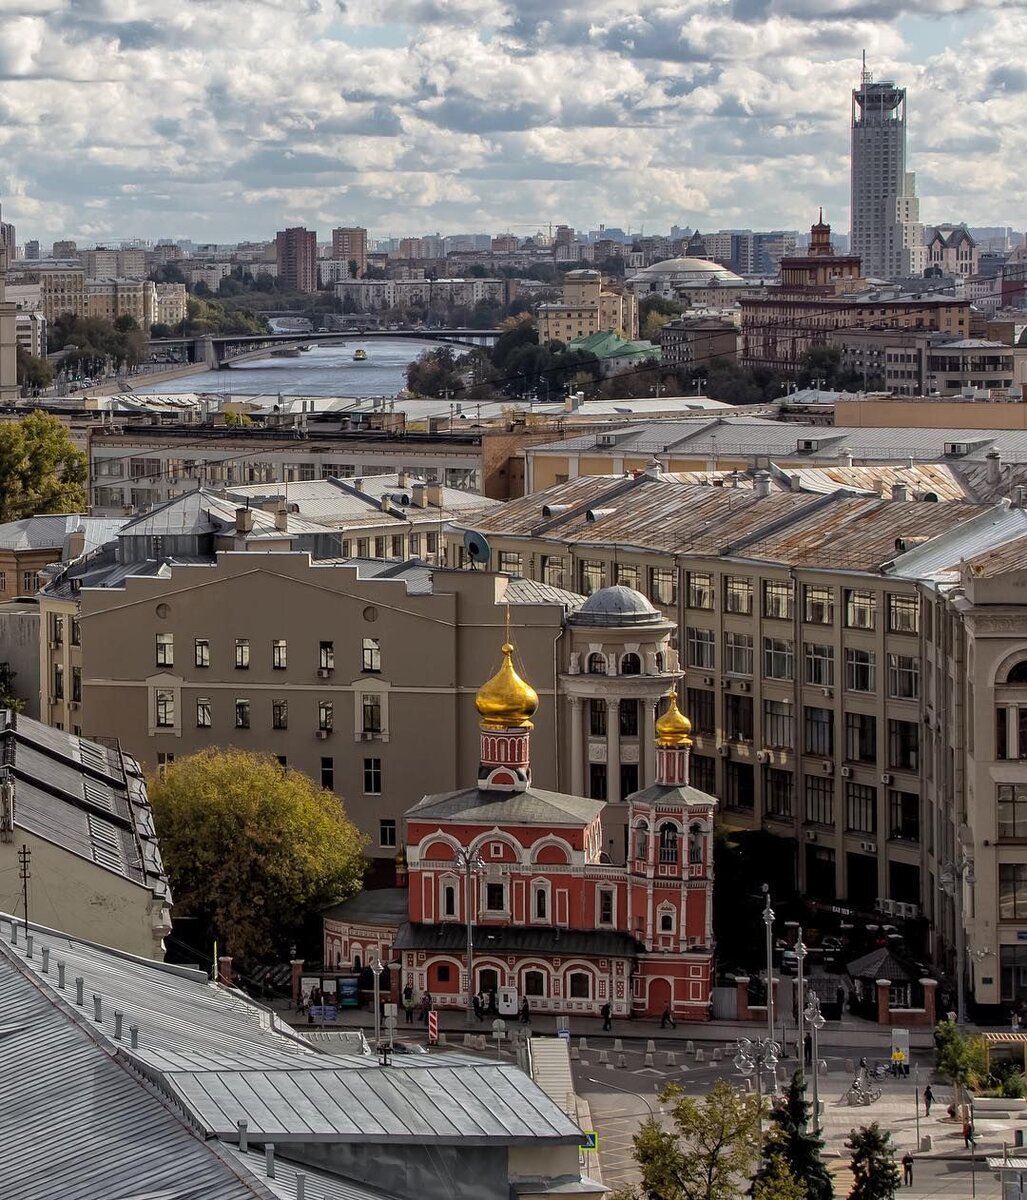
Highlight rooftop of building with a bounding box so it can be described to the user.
[566,331,660,361]
[628,256,746,285]
[0,710,170,901]
[408,784,605,827]
[0,513,125,555]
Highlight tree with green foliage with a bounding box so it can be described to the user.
[934,1018,989,1092]
[15,344,53,393]
[619,1079,763,1200]
[181,296,269,337]
[0,410,87,521]
[406,347,465,397]
[0,663,26,714]
[148,748,366,960]
[752,1155,808,1200]
[754,1072,830,1200]
[845,1124,900,1200]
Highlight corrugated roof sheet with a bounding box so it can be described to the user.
[0,514,125,553]
[396,923,644,961]
[408,785,604,825]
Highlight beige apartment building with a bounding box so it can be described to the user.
[0,249,15,402]
[537,269,639,343]
[38,271,186,331]
[447,471,1027,1014]
[331,227,368,276]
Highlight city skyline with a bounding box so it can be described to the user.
[0,3,1023,243]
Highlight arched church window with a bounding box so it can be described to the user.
[689,824,703,864]
[620,653,641,676]
[659,822,679,864]
[635,820,649,861]
[587,653,607,675]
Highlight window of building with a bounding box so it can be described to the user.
[374,536,385,558]
[319,701,334,732]
[725,760,754,809]
[53,664,64,699]
[621,762,639,796]
[620,653,641,676]
[650,567,677,605]
[534,887,548,920]
[589,762,607,800]
[619,700,639,738]
[542,556,566,587]
[587,653,607,675]
[523,970,545,996]
[687,571,713,609]
[319,641,335,671]
[443,884,456,917]
[725,632,753,675]
[845,711,877,762]
[568,972,591,999]
[725,576,753,614]
[362,637,381,673]
[804,643,835,687]
[195,638,210,668]
[1001,945,1027,1002]
[888,593,919,634]
[763,699,793,748]
[155,689,175,728]
[691,753,716,792]
[320,756,334,790]
[51,615,64,645]
[155,632,174,668]
[235,699,250,729]
[235,638,250,669]
[888,719,919,771]
[803,585,834,625]
[659,909,675,933]
[845,782,877,834]
[725,694,754,741]
[805,777,834,825]
[1000,784,1027,838]
[686,688,715,736]
[379,818,397,848]
[272,699,288,730]
[361,694,381,733]
[804,706,834,756]
[71,666,81,703]
[589,699,606,737]
[272,639,287,670]
[615,563,640,589]
[766,768,793,817]
[71,618,80,647]
[887,653,919,700]
[486,882,506,911]
[579,560,605,595]
[889,790,920,840]
[844,589,877,630]
[763,637,794,681]
[844,647,876,693]
[763,580,794,620]
[598,889,614,924]
[498,551,522,574]
[1000,864,1027,921]
[363,757,382,794]
[687,628,715,669]
[22,570,35,593]
[196,697,211,727]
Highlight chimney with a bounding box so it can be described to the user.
[274,502,288,532]
[265,1145,276,1179]
[397,470,408,488]
[114,1011,124,1040]
[891,482,908,502]
[426,482,443,508]
[789,473,802,492]
[66,527,86,560]
[41,946,49,974]
[1016,486,1026,510]
[237,1121,248,1153]
[411,482,428,508]
[93,994,103,1023]
[296,1174,306,1200]
[25,934,33,958]
[353,478,364,493]
[986,449,1002,484]
[840,448,854,467]
[75,977,84,1006]
[753,471,772,498]
[218,955,234,986]
[129,1025,139,1049]
[236,505,254,533]
[58,961,66,989]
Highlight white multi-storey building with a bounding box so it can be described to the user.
[850,62,926,281]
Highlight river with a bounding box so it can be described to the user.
[130,338,438,398]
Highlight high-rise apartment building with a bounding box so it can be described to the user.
[52,240,77,259]
[850,59,925,280]
[274,226,318,293]
[331,227,368,277]
[0,243,17,402]
[0,203,15,267]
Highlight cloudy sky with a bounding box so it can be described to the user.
[0,0,1023,245]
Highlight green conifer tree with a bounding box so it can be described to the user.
[753,1071,831,1200]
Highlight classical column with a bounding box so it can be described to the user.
[643,698,657,786]
[569,696,584,796]
[606,698,621,805]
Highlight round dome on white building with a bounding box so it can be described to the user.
[569,585,664,627]
[628,256,745,292]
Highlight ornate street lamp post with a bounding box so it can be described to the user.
[795,928,808,1078]
[734,1035,781,1139]
[762,885,775,1044]
[804,992,826,1134]
[455,847,486,1027]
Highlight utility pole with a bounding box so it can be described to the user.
[18,844,30,936]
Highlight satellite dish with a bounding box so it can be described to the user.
[463,529,492,568]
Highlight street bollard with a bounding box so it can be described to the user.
[437,1032,447,1045]
[606,1058,615,1070]
[617,1053,627,1069]
[712,1047,721,1062]
[579,1037,588,1052]
[646,1040,656,1054]
[686,1039,694,1054]
[571,1046,580,1060]
[695,1048,704,1062]
[666,1052,677,1067]
[645,1052,655,1067]
[614,1038,623,1053]
[598,1049,609,1064]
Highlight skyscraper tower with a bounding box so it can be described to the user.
[850,54,925,280]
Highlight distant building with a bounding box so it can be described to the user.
[0,514,123,604]
[537,269,639,342]
[23,240,39,260]
[926,225,979,279]
[38,271,183,332]
[0,202,15,267]
[850,61,925,280]
[79,247,146,279]
[275,226,318,293]
[626,256,757,309]
[334,276,508,313]
[566,330,660,375]
[51,239,77,259]
[331,227,368,277]
[0,250,16,402]
[660,316,739,372]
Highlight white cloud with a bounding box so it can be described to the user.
[0,0,1023,241]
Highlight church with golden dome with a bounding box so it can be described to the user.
[326,613,719,1022]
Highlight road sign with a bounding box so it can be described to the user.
[427,1009,439,1044]
[581,1132,599,1152]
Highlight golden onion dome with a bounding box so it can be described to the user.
[655,689,692,747]
[475,642,539,730]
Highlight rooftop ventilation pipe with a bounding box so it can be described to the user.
[75,977,84,1006]
[41,946,49,974]
[129,1025,139,1049]
[93,995,103,1023]
[114,1012,123,1040]
[840,448,854,467]
[58,962,66,989]
[753,471,772,498]
[986,450,1002,484]
[265,1145,276,1179]
[237,1121,248,1153]
[296,1174,306,1200]
[891,482,908,502]
[25,934,33,958]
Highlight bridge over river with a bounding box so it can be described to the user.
[150,328,501,369]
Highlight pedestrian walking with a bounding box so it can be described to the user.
[519,998,531,1025]
[901,1152,913,1186]
[600,1001,612,1031]
[472,993,483,1023]
[660,1003,676,1030]
[923,1084,934,1117]
[804,1032,812,1067]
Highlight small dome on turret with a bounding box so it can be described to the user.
[475,642,539,730]
[655,690,692,747]
[569,585,662,628]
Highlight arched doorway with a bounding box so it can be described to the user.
[648,977,672,1017]
[477,966,500,1012]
